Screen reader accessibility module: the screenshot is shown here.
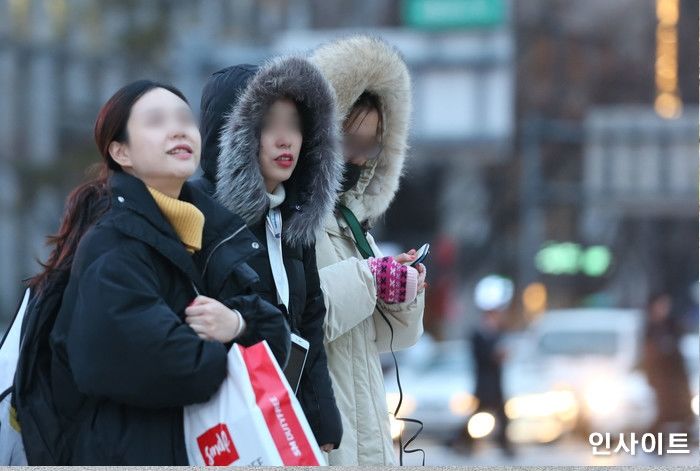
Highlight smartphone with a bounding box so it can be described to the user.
[283,333,309,394]
[407,243,430,267]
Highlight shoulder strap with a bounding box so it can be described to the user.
[265,208,291,314]
[337,205,375,260]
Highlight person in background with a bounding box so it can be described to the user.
[453,275,514,457]
[468,308,512,456]
[643,292,694,436]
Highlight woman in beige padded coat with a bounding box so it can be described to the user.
[310,35,427,465]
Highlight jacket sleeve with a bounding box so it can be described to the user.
[373,294,425,353]
[65,247,228,409]
[297,245,343,448]
[367,233,425,353]
[316,230,378,343]
[223,294,291,369]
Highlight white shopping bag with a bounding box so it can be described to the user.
[184,341,326,466]
[0,288,30,465]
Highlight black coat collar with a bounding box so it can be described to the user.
[108,172,258,294]
[109,172,205,290]
[180,179,249,249]
[110,172,250,242]
[109,172,179,239]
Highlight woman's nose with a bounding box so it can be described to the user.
[170,127,187,139]
[276,133,292,148]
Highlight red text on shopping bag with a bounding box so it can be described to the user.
[240,343,320,466]
[196,423,239,466]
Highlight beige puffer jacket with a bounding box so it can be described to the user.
[311,35,425,466]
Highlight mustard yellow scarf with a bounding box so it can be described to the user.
[147,187,204,253]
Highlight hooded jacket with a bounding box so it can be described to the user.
[50,171,290,465]
[310,35,425,465]
[196,56,344,448]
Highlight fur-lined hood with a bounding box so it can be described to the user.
[310,35,412,224]
[199,56,342,247]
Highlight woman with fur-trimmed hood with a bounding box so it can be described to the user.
[196,57,344,451]
[310,36,427,465]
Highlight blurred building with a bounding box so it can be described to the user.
[0,0,697,336]
[583,106,697,308]
[501,0,698,327]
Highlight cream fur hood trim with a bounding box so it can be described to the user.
[311,35,412,224]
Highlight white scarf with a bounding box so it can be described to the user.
[265,185,289,310]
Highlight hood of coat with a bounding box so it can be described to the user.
[200,56,342,247]
[310,35,412,224]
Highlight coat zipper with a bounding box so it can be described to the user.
[189,224,247,298]
[202,225,248,277]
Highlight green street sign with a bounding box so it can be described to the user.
[535,242,580,276]
[535,242,612,277]
[402,0,506,30]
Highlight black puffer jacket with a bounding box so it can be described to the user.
[49,171,290,465]
[196,57,344,447]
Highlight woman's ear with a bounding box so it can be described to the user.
[109,141,132,169]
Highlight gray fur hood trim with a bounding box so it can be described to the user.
[214,56,343,247]
[310,35,412,223]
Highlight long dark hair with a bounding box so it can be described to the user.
[28,80,189,293]
[343,90,384,136]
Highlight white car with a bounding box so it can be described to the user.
[382,334,577,444]
[523,308,656,435]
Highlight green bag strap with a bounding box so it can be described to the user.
[338,205,375,259]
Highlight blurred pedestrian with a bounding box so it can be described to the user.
[46,80,290,464]
[469,308,513,456]
[452,275,514,457]
[642,292,694,435]
[309,35,427,465]
[196,57,343,452]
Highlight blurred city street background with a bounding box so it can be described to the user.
[0,0,698,465]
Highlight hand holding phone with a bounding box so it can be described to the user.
[401,243,430,267]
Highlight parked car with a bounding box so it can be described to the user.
[383,333,578,445]
[523,308,655,435]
